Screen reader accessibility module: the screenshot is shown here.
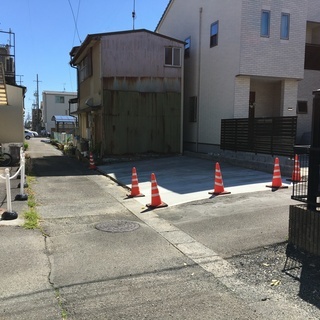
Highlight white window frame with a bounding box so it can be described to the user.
[55,96,65,104]
[165,47,181,67]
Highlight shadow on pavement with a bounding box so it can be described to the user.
[30,155,101,177]
[283,243,320,310]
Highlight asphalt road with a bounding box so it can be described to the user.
[0,138,317,319]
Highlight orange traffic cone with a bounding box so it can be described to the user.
[209,162,231,196]
[146,173,167,209]
[290,154,301,182]
[266,157,288,189]
[127,167,145,198]
[89,152,97,170]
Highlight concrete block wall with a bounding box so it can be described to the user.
[185,148,294,177]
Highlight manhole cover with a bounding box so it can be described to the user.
[95,220,140,233]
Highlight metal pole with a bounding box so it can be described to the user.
[196,7,203,153]
[5,168,12,213]
[307,89,320,210]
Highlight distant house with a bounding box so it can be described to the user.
[156,0,320,154]
[69,29,184,156]
[41,91,77,134]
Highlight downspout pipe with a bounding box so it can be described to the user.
[196,7,203,153]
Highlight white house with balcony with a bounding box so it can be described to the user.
[41,91,77,134]
[156,0,320,154]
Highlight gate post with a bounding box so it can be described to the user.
[307,89,320,210]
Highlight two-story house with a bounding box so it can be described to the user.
[69,29,184,156]
[156,0,320,155]
[41,90,77,134]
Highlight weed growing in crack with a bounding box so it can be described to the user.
[23,176,40,229]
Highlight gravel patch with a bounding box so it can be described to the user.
[228,242,320,318]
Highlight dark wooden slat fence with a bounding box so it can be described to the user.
[221,116,297,157]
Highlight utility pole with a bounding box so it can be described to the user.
[34,74,41,109]
[33,74,42,132]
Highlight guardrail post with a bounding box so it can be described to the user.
[1,168,18,220]
[17,151,28,188]
[15,155,28,201]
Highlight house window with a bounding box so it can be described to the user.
[165,47,181,66]
[297,101,308,114]
[185,37,191,58]
[79,49,92,82]
[55,96,65,103]
[281,13,290,40]
[189,96,197,122]
[210,21,219,47]
[261,10,270,37]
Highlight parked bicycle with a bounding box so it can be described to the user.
[0,145,12,166]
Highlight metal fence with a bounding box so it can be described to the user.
[291,146,310,204]
[220,116,297,157]
[289,204,320,256]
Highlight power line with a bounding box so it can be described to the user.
[67,0,82,44]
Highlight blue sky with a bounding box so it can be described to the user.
[0,0,169,117]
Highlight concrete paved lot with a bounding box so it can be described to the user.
[0,139,317,319]
[99,155,292,207]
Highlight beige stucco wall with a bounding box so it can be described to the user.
[157,0,312,149]
[157,0,242,146]
[0,84,24,144]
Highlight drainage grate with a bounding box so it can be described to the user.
[95,220,140,233]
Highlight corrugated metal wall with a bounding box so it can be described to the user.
[103,90,181,154]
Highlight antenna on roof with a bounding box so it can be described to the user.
[132,0,136,30]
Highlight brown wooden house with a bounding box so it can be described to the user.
[70,29,184,156]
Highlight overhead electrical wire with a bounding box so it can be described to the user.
[67,0,82,44]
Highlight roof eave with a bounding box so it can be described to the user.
[155,0,174,32]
